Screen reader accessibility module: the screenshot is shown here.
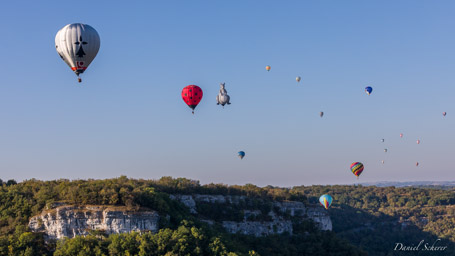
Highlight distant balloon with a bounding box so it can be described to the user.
[365,86,373,95]
[266,66,271,71]
[381,139,385,143]
[238,151,245,159]
[400,133,403,138]
[443,112,447,117]
[319,194,333,210]
[55,23,101,83]
[416,162,419,167]
[320,111,324,118]
[417,140,420,144]
[296,76,301,82]
[384,149,387,153]
[350,162,364,179]
[182,85,203,114]
[216,83,231,107]
[381,160,385,164]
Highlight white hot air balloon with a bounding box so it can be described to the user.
[296,76,301,82]
[55,23,100,82]
[216,83,231,107]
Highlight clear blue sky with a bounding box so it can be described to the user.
[0,1,454,186]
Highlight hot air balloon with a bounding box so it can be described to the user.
[55,23,100,83]
[416,162,419,167]
[296,76,301,82]
[400,133,403,138]
[266,66,271,71]
[320,111,324,118]
[417,140,420,144]
[443,112,447,117]
[365,86,373,95]
[216,83,231,107]
[350,162,364,179]
[381,160,385,164]
[182,85,203,114]
[319,194,333,210]
[238,151,245,159]
[384,149,387,153]
[381,139,385,142]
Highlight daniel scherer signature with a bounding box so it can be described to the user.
[394,239,447,252]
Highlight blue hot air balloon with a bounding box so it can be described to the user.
[365,86,373,95]
[319,194,333,210]
[238,151,245,159]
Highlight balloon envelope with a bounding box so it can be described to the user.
[350,162,364,178]
[400,133,403,138]
[319,194,333,210]
[216,83,230,107]
[182,85,203,113]
[55,23,100,80]
[417,140,420,144]
[238,151,245,159]
[443,112,447,117]
[296,76,301,82]
[320,111,324,117]
[365,86,373,95]
[266,66,271,71]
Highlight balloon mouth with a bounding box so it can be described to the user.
[73,69,86,75]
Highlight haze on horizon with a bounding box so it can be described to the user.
[0,1,454,187]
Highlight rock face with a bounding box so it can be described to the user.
[29,195,332,239]
[170,194,332,236]
[274,201,332,231]
[29,205,159,240]
[222,220,293,236]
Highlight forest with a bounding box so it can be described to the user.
[0,176,453,255]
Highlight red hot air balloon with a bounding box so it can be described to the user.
[182,85,203,114]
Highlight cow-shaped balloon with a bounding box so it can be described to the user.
[216,83,231,107]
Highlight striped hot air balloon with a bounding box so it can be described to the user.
[55,23,100,83]
[319,194,333,210]
[350,162,364,179]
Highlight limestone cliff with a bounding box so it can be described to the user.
[29,205,159,240]
[29,195,332,239]
[170,194,332,236]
